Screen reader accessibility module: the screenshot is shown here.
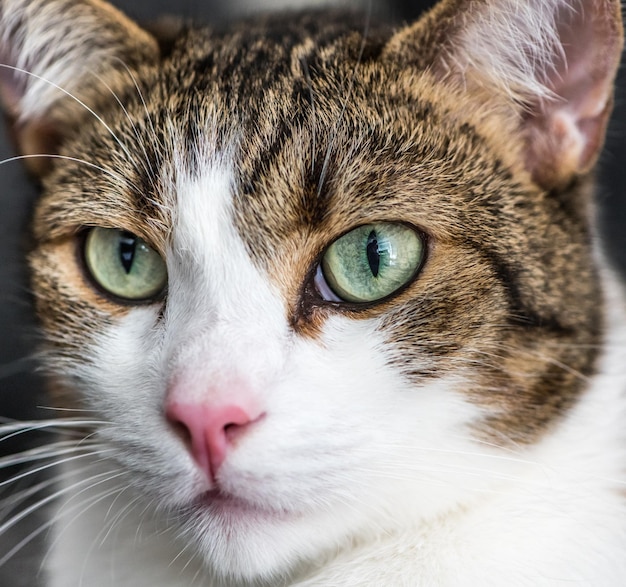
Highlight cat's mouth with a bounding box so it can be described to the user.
[195,489,286,521]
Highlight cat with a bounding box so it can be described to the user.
[0,0,625,584]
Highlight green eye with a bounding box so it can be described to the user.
[320,223,424,303]
[84,228,167,302]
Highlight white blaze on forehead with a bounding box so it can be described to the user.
[163,148,288,392]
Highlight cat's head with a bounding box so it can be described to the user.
[0,0,622,581]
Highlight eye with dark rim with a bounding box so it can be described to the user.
[314,222,426,305]
[82,227,167,303]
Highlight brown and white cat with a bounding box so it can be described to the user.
[0,0,625,585]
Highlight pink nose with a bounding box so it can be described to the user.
[166,402,260,481]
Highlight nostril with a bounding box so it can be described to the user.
[223,412,266,442]
[224,421,239,441]
[168,417,193,452]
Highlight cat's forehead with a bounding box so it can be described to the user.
[156,23,528,240]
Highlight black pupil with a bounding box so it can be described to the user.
[366,230,380,278]
[119,232,137,274]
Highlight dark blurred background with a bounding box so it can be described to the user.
[0,0,624,584]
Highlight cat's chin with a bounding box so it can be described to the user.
[178,488,307,580]
[173,485,352,583]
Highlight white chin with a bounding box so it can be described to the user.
[183,496,348,582]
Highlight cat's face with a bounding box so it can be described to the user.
[0,0,622,581]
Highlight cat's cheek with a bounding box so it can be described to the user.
[75,309,200,489]
[80,307,163,396]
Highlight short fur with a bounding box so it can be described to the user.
[0,0,624,585]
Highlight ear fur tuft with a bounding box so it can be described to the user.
[0,0,158,174]
[440,0,572,103]
[388,0,623,189]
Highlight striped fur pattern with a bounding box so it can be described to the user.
[0,0,624,585]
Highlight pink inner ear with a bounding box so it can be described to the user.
[525,1,622,189]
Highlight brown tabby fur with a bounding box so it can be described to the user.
[2,1,617,446]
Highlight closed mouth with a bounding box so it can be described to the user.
[194,488,295,525]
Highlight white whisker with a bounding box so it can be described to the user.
[0,446,108,487]
[0,153,132,188]
[0,468,122,539]
[0,63,136,166]
[113,57,163,155]
[93,71,155,182]
[40,479,131,575]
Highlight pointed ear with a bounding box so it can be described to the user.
[0,0,159,176]
[386,0,624,190]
